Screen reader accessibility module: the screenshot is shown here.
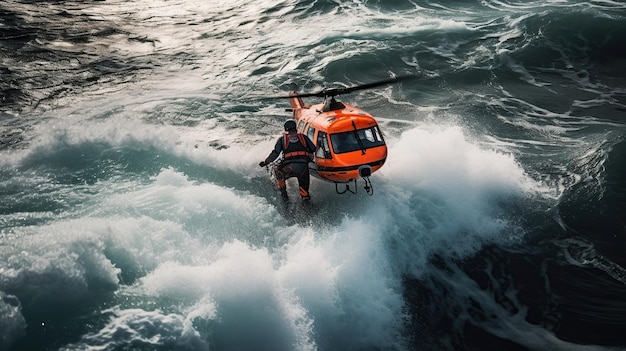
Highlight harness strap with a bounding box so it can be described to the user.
[284,150,310,158]
[297,133,306,146]
[283,131,310,160]
[283,132,289,150]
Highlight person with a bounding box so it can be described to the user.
[259,119,316,201]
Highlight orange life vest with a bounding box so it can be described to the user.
[282,131,310,160]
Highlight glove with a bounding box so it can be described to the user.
[259,161,267,167]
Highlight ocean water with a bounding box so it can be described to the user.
[1,0,625,350]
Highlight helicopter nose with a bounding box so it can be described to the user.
[358,165,372,178]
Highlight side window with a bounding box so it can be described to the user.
[373,126,384,142]
[297,120,305,132]
[307,126,316,142]
[316,131,331,159]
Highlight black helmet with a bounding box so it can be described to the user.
[284,119,297,131]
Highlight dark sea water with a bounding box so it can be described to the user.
[1,1,625,350]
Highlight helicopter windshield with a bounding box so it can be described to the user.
[330,126,385,154]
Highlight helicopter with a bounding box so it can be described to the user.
[268,75,412,196]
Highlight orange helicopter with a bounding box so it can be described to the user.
[268,76,411,195]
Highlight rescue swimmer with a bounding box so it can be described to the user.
[259,119,316,201]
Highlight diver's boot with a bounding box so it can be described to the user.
[300,187,310,202]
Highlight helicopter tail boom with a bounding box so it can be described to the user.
[289,91,305,110]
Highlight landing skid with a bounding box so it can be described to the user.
[335,177,374,196]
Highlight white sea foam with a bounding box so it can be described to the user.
[0,107,541,351]
[86,123,535,350]
[59,307,208,351]
[377,124,536,271]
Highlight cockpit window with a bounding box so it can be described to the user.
[330,126,385,154]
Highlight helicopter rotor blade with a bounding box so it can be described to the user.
[269,74,415,99]
[336,75,414,95]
